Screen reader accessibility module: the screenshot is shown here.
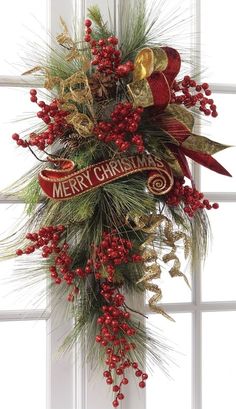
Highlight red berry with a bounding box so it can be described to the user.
[43,115,51,124]
[117,393,124,400]
[122,378,129,385]
[16,249,23,256]
[212,202,219,209]
[98,39,106,46]
[37,111,44,118]
[112,400,119,408]
[12,133,20,141]
[205,89,212,96]
[67,293,74,302]
[202,83,209,90]
[57,225,65,232]
[75,268,85,278]
[30,89,37,96]
[95,335,102,343]
[84,19,92,27]
[84,34,91,42]
[38,101,45,108]
[135,370,142,377]
[108,36,118,45]
[139,381,146,388]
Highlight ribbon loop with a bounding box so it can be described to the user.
[128,46,181,111]
[133,47,168,81]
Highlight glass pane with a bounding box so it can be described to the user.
[0,320,46,409]
[0,204,46,309]
[147,313,192,409]
[0,1,48,75]
[201,0,236,84]
[200,94,236,192]
[202,311,236,409]
[0,87,44,191]
[202,203,236,302]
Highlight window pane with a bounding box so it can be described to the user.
[201,0,236,84]
[0,1,48,75]
[0,87,43,191]
[200,94,236,192]
[0,204,46,310]
[201,203,236,302]
[147,313,192,409]
[202,311,236,409]
[0,320,46,409]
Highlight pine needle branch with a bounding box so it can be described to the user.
[87,5,113,39]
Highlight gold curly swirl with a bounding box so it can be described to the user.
[126,213,191,320]
[147,170,174,195]
[137,264,174,321]
[22,51,94,139]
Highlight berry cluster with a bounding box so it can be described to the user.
[93,231,143,282]
[171,76,218,117]
[166,178,219,217]
[16,225,66,257]
[12,89,70,150]
[16,225,92,302]
[84,19,134,77]
[94,102,144,153]
[96,282,148,407]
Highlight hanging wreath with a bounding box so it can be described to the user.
[1,4,232,407]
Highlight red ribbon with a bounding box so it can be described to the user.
[147,47,181,111]
[38,154,173,200]
[144,47,231,179]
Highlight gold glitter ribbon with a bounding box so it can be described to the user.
[62,103,94,137]
[127,78,154,108]
[127,47,170,108]
[133,47,168,81]
[182,134,230,156]
[22,68,94,137]
[56,17,90,68]
[138,262,174,321]
[56,17,75,49]
[22,18,94,138]
[162,220,191,286]
[127,213,191,319]
[161,146,183,176]
[60,71,93,105]
[165,104,194,133]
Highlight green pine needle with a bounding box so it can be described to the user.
[87,5,113,40]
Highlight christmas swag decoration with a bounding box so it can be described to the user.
[1,4,232,407]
